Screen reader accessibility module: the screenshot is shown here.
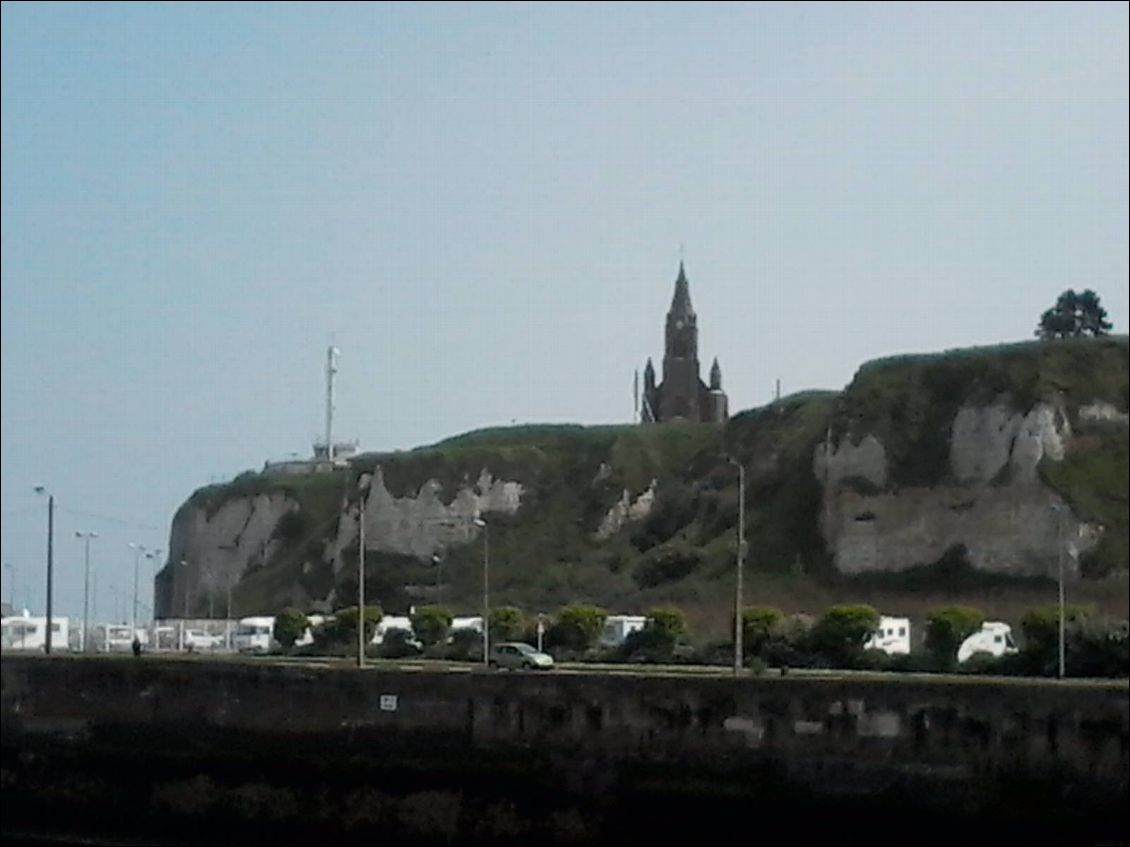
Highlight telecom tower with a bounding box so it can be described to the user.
[325,345,339,465]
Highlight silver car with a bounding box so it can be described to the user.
[489,642,554,670]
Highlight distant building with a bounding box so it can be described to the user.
[641,262,729,424]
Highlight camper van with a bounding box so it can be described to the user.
[600,615,648,648]
[0,615,69,651]
[864,616,912,655]
[93,624,145,653]
[233,616,276,653]
[958,621,1019,663]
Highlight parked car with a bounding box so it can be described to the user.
[184,629,223,651]
[489,642,554,670]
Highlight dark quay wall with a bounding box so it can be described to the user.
[2,655,1127,846]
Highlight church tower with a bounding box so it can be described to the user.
[641,262,728,424]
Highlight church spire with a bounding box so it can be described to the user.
[669,261,695,318]
[710,357,722,390]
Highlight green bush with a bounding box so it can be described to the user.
[740,607,783,660]
[924,605,985,670]
[314,605,383,651]
[410,605,454,648]
[810,604,880,668]
[616,607,688,663]
[1020,606,1128,677]
[762,613,816,668]
[379,627,421,659]
[1020,604,1090,674]
[274,607,310,649]
[546,605,607,651]
[445,627,483,661]
[489,607,526,643]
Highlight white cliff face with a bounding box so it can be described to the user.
[166,492,301,612]
[595,480,657,540]
[816,400,1097,578]
[328,466,524,573]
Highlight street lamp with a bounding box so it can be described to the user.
[34,486,55,654]
[3,561,15,612]
[145,550,163,626]
[179,559,189,651]
[473,517,489,667]
[357,474,372,669]
[75,531,98,653]
[128,543,148,634]
[728,458,746,676]
[1050,504,1068,679]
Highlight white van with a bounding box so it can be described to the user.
[233,616,276,653]
[600,615,648,648]
[958,621,1019,663]
[864,616,911,655]
[0,615,69,651]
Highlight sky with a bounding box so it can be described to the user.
[2,2,1127,624]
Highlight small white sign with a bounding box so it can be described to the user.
[379,694,398,712]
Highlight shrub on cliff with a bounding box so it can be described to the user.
[632,540,703,588]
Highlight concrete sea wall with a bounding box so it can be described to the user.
[2,656,1127,845]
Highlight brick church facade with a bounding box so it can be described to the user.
[640,262,729,424]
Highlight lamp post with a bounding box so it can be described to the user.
[3,561,15,611]
[473,518,489,667]
[357,474,371,670]
[128,543,147,634]
[145,550,162,626]
[728,459,746,676]
[75,531,98,652]
[33,486,55,654]
[1050,504,1067,679]
[179,559,189,651]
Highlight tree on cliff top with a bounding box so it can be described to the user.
[1036,289,1113,339]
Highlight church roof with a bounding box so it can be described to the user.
[669,261,695,317]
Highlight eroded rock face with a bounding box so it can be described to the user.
[164,493,300,615]
[815,400,1094,578]
[595,481,657,540]
[328,466,524,572]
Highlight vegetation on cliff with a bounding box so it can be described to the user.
[174,337,1128,627]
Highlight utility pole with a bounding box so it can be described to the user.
[34,488,56,654]
[474,518,490,667]
[356,474,371,669]
[76,532,98,652]
[729,459,745,675]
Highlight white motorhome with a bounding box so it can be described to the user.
[958,621,1019,663]
[600,615,648,647]
[92,624,145,653]
[864,616,912,655]
[233,616,276,653]
[0,615,69,651]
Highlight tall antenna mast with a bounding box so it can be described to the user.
[325,344,339,464]
[633,369,640,422]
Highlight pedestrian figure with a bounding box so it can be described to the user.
[132,636,142,657]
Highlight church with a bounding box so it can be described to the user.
[640,262,729,424]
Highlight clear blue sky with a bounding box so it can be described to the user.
[2,2,1127,622]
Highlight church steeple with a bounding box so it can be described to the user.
[710,357,722,390]
[669,261,695,318]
